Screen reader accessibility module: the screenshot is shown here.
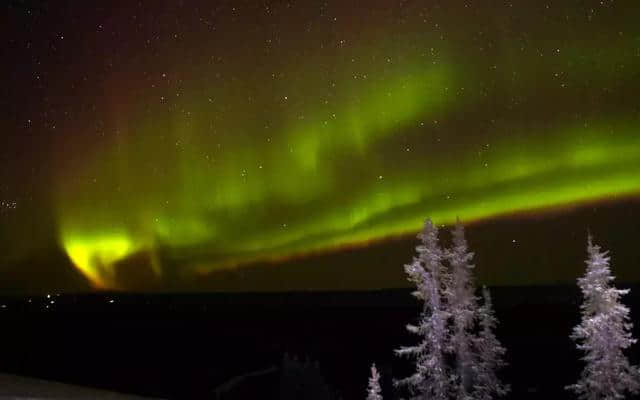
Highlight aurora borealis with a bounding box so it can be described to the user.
[2,0,640,291]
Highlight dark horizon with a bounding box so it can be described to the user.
[1,284,640,399]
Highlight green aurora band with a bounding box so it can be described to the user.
[51,2,640,289]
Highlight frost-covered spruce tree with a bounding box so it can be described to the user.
[366,363,383,400]
[445,220,479,398]
[473,286,509,400]
[395,219,452,400]
[567,236,640,400]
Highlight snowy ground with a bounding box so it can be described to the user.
[0,374,161,399]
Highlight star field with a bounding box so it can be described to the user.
[2,0,640,290]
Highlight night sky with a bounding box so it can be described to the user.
[2,0,640,292]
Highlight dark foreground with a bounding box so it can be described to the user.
[0,286,639,399]
[0,373,159,399]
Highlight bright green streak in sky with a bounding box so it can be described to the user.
[57,56,459,287]
[218,119,640,262]
[58,111,640,289]
[53,16,640,289]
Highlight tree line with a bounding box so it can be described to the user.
[366,219,640,400]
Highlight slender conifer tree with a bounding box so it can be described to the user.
[567,236,640,400]
[395,219,452,400]
[366,363,383,400]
